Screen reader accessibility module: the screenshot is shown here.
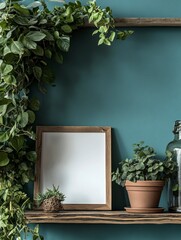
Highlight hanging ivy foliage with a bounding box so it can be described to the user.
[0,0,133,239]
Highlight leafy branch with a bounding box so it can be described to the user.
[0,0,133,239]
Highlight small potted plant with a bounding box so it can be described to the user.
[35,185,66,212]
[112,142,177,213]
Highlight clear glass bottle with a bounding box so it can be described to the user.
[167,120,181,212]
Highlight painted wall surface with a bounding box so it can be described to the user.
[31,0,181,239]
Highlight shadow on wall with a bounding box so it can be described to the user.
[112,129,129,210]
[35,29,114,125]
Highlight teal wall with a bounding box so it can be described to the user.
[31,0,181,239]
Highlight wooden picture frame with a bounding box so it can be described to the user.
[34,126,112,210]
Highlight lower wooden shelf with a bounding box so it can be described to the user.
[25,211,181,224]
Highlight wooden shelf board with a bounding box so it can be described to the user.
[25,211,181,224]
[84,18,181,27]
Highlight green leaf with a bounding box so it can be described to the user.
[94,13,103,26]
[19,162,28,171]
[34,225,40,234]
[27,110,35,123]
[3,52,19,63]
[33,66,42,81]
[0,131,9,142]
[10,41,24,55]
[0,105,7,117]
[3,45,11,56]
[13,16,31,26]
[98,38,104,46]
[89,14,94,23]
[92,30,99,35]
[28,131,36,140]
[66,14,74,23]
[13,3,30,16]
[54,31,59,39]
[32,45,44,56]
[117,30,134,40]
[25,31,46,42]
[2,189,8,201]
[172,184,178,192]
[135,162,144,170]
[6,27,17,39]
[10,122,17,137]
[0,152,9,167]
[54,51,63,64]
[166,150,172,158]
[56,36,70,52]
[39,19,47,25]
[22,37,37,50]
[27,151,37,162]
[41,66,54,83]
[159,166,164,172]
[109,31,116,42]
[0,2,6,10]
[3,64,13,75]
[4,75,16,85]
[18,112,29,128]
[0,98,12,117]
[42,30,54,41]
[61,24,72,33]
[0,116,3,124]
[45,49,52,59]
[10,136,24,152]
[63,6,72,17]
[104,39,111,46]
[0,98,12,106]
[22,173,29,183]
[29,99,40,111]
[99,26,107,33]
[2,64,13,75]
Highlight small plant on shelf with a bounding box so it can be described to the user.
[112,141,177,212]
[36,185,66,212]
[112,141,177,186]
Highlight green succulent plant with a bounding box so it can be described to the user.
[36,185,66,207]
[112,141,178,187]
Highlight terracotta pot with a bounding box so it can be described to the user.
[125,180,165,208]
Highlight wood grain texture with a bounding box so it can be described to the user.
[25,211,181,224]
[84,18,181,27]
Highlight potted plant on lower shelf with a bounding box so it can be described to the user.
[36,185,66,212]
[112,142,177,213]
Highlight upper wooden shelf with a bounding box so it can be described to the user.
[84,18,181,27]
[25,211,181,224]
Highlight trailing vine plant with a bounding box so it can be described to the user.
[0,0,133,239]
